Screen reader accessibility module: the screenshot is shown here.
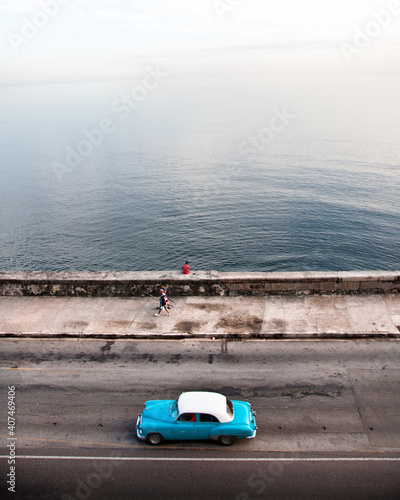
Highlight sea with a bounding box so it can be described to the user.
[1,74,399,272]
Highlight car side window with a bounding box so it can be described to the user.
[177,413,197,422]
[199,413,220,423]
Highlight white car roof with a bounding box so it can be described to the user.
[177,391,233,423]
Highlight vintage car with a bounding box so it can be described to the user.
[135,391,257,446]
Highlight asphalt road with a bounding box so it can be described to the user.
[1,339,400,499]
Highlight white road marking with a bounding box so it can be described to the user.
[1,455,399,462]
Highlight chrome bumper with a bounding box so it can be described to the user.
[135,414,145,440]
[247,410,257,438]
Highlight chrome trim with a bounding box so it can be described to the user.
[246,429,257,439]
[136,428,146,440]
[135,415,145,440]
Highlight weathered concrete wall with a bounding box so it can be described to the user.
[0,271,400,297]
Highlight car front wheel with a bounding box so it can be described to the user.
[147,433,164,445]
[218,435,236,446]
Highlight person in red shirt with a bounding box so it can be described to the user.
[181,261,190,274]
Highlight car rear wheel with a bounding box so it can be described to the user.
[218,435,236,446]
[147,433,164,445]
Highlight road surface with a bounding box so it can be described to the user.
[1,338,400,499]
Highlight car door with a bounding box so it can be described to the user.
[198,413,220,439]
[172,413,199,440]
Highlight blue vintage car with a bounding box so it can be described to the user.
[135,391,257,446]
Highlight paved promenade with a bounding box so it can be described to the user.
[1,293,400,338]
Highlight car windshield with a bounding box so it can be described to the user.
[170,400,178,420]
[226,398,234,418]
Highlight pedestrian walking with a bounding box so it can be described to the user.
[155,286,171,316]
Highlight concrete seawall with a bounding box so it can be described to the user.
[1,270,400,297]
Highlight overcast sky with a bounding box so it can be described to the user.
[1,0,400,85]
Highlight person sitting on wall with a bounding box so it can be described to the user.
[181,261,190,274]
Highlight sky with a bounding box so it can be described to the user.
[1,0,400,85]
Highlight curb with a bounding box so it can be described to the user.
[1,332,400,340]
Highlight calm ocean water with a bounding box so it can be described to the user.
[1,75,399,272]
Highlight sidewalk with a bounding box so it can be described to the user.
[1,293,400,339]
